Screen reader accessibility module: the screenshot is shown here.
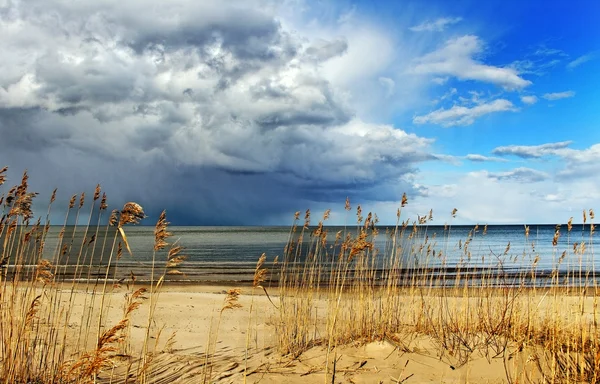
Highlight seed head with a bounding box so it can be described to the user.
[69,195,77,209]
[552,229,560,247]
[221,289,242,312]
[0,166,7,186]
[154,210,171,251]
[364,212,372,229]
[100,193,108,211]
[253,253,267,287]
[304,209,310,229]
[119,202,145,226]
[401,193,408,207]
[167,242,186,270]
[108,210,118,226]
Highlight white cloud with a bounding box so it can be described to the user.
[542,193,565,203]
[411,35,532,90]
[520,95,538,105]
[509,57,561,77]
[542,91,575,101]
[0,74,43,108]
[407,170,589,224]
[409,17,462,32]
[567,54,594,70]
[431,77,449,85]
[313,21,430,117]
[533,47,566,57]
[465,154,507,162]
[320,26,394,88]
[378,77,395,97]
[431,87,458,105]
[346,141,600,224]
[492,141,572,158]
[413,99,516,126]
[383,142,600,225]
[432,154,462,165]
[492,142,600,182]
[488,167,549,183]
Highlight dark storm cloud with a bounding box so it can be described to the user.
[0,0,435,224]
[0,108,72,150]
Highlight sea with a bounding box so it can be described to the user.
[25,223,599,287]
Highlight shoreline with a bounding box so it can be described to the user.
[24,278,600,298]
[4,265,600,290]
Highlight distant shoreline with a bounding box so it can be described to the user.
[4,262,599,288]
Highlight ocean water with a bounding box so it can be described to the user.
[25,223,598,286]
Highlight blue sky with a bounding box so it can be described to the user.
[0,0,599,225]
[275,0,600,224]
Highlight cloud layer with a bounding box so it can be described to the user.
[0,1,595,226]
[0,0,438,224]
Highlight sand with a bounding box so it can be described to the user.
[46,283,574,384]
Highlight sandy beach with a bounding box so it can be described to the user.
[41,282,591,384]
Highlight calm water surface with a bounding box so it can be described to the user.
[31,224,600,285]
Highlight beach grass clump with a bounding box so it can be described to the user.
[273,196,600,383]
[0,166,183,383]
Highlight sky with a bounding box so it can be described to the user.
[0,0,599,226]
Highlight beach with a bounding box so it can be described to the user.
[1,188,598,383]
[41,281,595,384]
[3,221,600,383]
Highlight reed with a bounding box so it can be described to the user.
[274,196,600,383]
[0,166,183,383]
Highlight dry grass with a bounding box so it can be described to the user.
[0,166,189,383]
[274,195,600,384]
